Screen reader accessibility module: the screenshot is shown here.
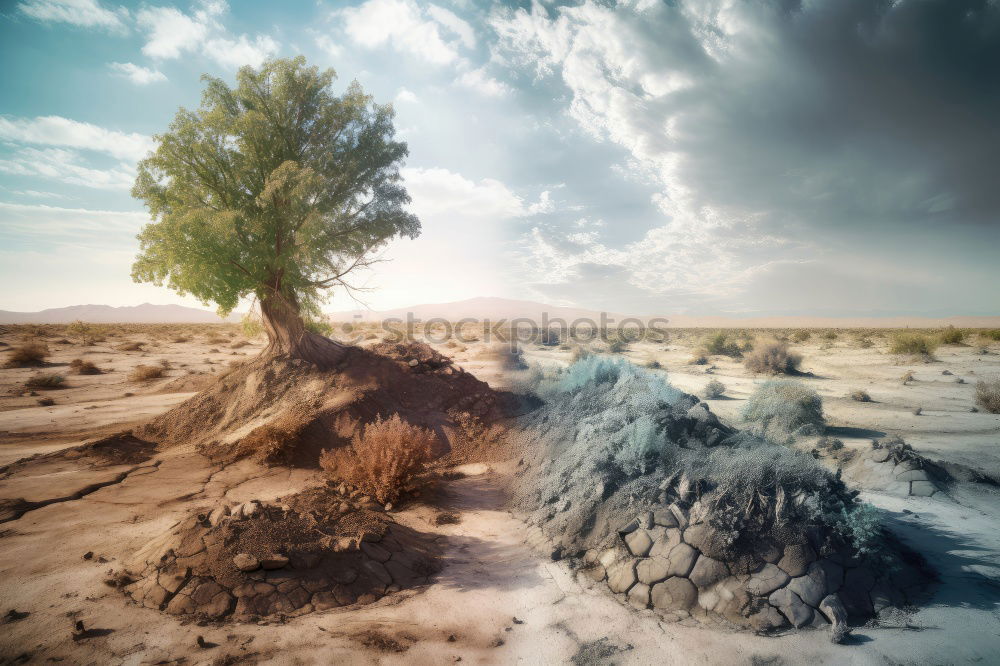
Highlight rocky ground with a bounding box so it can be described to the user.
[1,327,999,663]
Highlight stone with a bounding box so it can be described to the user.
[585,564,606,582]
[360,542,391,563]
[668,503,689,529]
[819,594,850,644]
[408,359,419,367]
[651,577,698,610]
[897,469,930,482]
[648,528,682,558]
[787,567,827,608]
[768,587,813,628]
[202,591,234,617]
[385,560,421,587]
[813,559,844,593]
[636,557,671,585]
[840,567,876,617]
[689,555,729,589]
[746,563,789,596]
[331,567,358,585]
[639,511,654,529]
[652,508,679,528]
[754,540,783,564]
[870,580,894,612]
[665,543,698,578]
[627,582,651,609]
[606,560,638,594]
[625,529,654,557]
[233,553,259,572]
[241,501,261,519]
[683,523,730,560]
[747,605,787,632]
[362,559,393,587]
[260,554,289,570]
[871,449,892,463]
[777,543,816,577]
[910,480,937,496]
[208,505,229,525]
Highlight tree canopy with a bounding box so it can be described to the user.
[131,57,419,358]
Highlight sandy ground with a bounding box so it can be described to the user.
[2,329,1000,664]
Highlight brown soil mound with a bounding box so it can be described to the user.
[134,342,504,467]
[123,485,439,620]
[156,373,218,394]
[0,431,155,476]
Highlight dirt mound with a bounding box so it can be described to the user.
[134,342,503,467]
[123,485,439,620]
[156,373,218,394]
[0,431,155,476]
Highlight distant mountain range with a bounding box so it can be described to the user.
[0,303,235,324]
[2,297,997,328]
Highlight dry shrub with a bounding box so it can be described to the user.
[26,373,65,389]
[900,370,915,385]
[206,336,227,345]
[117,341,144,352]
[234,411,310,465]
[69,358,103,375]
[5,342,49,367]
[743,340,802,375]
[792,330,810,342]
[940,327,965,345]
[890,332,938,356]
[703,379,726,399]
[172,336,190,343]
[850,389,872,402]
[129,364,164,382]
[975,377,1000,414]
[319,414,436,504]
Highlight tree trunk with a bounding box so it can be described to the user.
[260,292,345,367]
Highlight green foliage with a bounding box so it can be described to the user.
[792,330,810,342]
[889,332,939,356]
[701,331,742,357]
[939,327,966,344]
[832,502,883,556]
[241,313,264,338]
[131,57,419,319]
[304,315,333,336]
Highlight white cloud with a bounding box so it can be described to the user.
[315,34,343,59]
[454,67,510,97]
[403,167,551,220]
[18,0,128,32]
[0,147,136,190]
[0,115,154,162]
[136,0,278,68]
[0,201,146,241]
[395,88,419,104]
[108,61,166,85]
[340,0,471,65]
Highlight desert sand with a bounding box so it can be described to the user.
[1,325,999,664]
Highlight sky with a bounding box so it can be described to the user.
[0,0,998,317]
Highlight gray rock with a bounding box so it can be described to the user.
[871,448,892,463]
[648,528,682,558]
[639,511,654,529]
[233,553,259,572]
[683,523,730,560]
[769,587,814,628]
[636,557,671,585]
[747,605,787,632]
[777,543,816,577]
[260,554,289,570]
[360,542,391,563]
[652,508,679,528]
[689,555,729,589]
[625,529,654,557]
[746,563,789,596]
[651,577,697,610]
[607,560,638,594]
[668,503,689,529]
[240,501,261,519]
[840,567,876,617]
[361,559,393,586]
[665,542,698,578]
[897,469,930,482]
[787,566,827,607]
[910,480,937,496]
[209,505,230,526]
[819,593,850,644]
[627,582,651,609]
[813,559,844,594]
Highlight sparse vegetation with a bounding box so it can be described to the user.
[5,342,49,367]
[890,332,938,357]
[975,377,1000,413]
[792,330,810,342]
[69,358,102,375]
[743,340,802,375]
[901,370,915,385]
[129,364,164,382]
[850,389,872,402]
[26,373,65,389]
[741,380,824,441]
[319,415,436,504]
[703,379,726,399]
[116,341,144,352]
[940,327,966,344]
[700,331,742,358]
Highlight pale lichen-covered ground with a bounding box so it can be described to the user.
[1,325,998,664]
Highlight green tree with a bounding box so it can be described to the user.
[131,57,419,364]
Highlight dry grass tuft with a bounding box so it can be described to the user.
[116,341,144,352]
[890,332,938,357]
[743,340,802,375]
[69,358,103,375]
[5,342,49,367]
[26,373,65,389]
[900,370,915,385]
[850,389,872,402]
[975,377,1000,414]
[320,414,436,504]
[703,379,726,399]
[129,364,164,382]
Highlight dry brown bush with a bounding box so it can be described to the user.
[743,340,802,375]
[5,342,49,367]
[319,414,436,504]
[69,358,103,375]
[172,336,190,343]
[205,336,227,345]
[850,389,872,402]
[975,377,1000,414]
[26,373,65,389]
[129,364,164,382]
[117,341,144,352]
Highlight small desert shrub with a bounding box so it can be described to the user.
[129,364,164,382]
[703,379,726,399]
[319,415,436,504]
[117,341,144,352]
[857,336,874,349]
[850,389,872,402]
[69,358,102,375]
[172,336,190,343]
[26,373,65,389]
[900,370,915,385]
[5,342,49,367]
[205,336,227,345]
[743,340,802,375]
[241,313,264,339]
[889,332,938,357]
[689,353,708,365]
[701,331,741,358]
[939,327,965,345]
[742,380,824,441]
[569,346,592,363]
[975,377,1000,414]
[644,359,662,369]
[979,329,1000,342]
[821,331,837,341]
[792,330,810,343]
